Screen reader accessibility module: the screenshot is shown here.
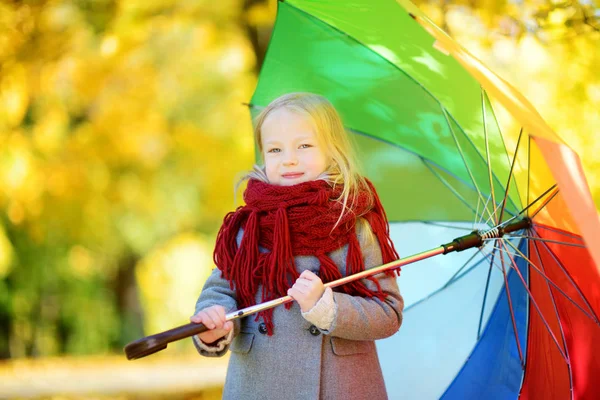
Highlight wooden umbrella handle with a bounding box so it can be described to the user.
[124,322,209,360]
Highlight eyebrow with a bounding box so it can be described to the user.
[263,136,314,145]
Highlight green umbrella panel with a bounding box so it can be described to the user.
[250,0,523,225]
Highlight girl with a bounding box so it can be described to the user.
[190,92,403,400]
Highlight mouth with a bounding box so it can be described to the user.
[281,172,305,179]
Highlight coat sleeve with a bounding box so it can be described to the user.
[325,228,404,341]
[191,266,240,357]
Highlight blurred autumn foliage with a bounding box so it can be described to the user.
[417,0,600,203]
[0,0,274,359]
[0,0,598,397]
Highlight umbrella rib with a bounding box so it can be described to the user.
[442,108,496,224]
[482,87,498,225]
[420,158,486,222]
[442,247,489,289]
[512,184,558,219]
[346,126,516,218]
[497,241,526,366]
[531,226,600,324]
[484,199,505,227]
[477,192,494,226]
[504,235,587,249]
[502,239,600,325]
[482,91,525,212]
[530,239,574,396]
[347,127,477,190]
[437,81,518,217]
[532,224,585,242]
[421,221,475,231]
[477,244,500,340]
[496,241,568,363]
[403,248,491,312]
[474,197,481,230]
[527,136,531,215]
[278,1,520,216]
[530,189,560,219]
[498,127,524,224]
[479,242,525,365]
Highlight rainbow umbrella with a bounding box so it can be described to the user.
[249,1,600,399]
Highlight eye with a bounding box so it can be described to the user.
[267,148,281,153]
[299,144,313,149]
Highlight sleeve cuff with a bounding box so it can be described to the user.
[193,329,234,353]
[301,287,337,331]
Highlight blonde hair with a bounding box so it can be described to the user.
[241,92,375,241]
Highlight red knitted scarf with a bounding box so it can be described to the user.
[213,178,399,334]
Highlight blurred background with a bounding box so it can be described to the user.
[0,0,598,398]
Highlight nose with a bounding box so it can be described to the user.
[282,150,298,166]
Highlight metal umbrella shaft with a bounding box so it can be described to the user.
[229,217,531,322]
[225,245,446,322]
[124,218,530,360]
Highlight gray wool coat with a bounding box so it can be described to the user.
[192,228,404,400]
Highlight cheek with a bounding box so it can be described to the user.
[263,156,277,177]
[308,152,328,171]
[264,154,275,165]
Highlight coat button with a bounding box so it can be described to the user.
[308,325,320,336]
[258,322,268,334]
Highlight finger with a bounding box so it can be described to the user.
[200,310,221,329]
[211,306,227,321]
[288,287,304,300]
[215,306,227,321]
[215,308,230,329]
[198,314,216,329]
[293,282,311,295]
[301,280,323,294]
[191,311,210,324]
[294,279,312,290]
[205,308,224,329]
[208,306,225,324]
[299,270,318,280]
[223,321,233,331]
[190,314,202,323]
[199,329,227,344]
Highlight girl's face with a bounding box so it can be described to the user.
[261,108,328,186]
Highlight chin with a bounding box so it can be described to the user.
[279,177,312,186]
[279,180,303,186]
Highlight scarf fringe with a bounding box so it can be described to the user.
[317,253,344,283]
[213,208,244,277]
[257,206,299,335]
[213,179,400,336]
[365,182,401,277]
[232,210,259,308]
[269,207,298,298]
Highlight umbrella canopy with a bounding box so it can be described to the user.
[249,1,600,399]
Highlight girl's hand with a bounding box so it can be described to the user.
[190,305,233,344]
[287,270,325,313]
